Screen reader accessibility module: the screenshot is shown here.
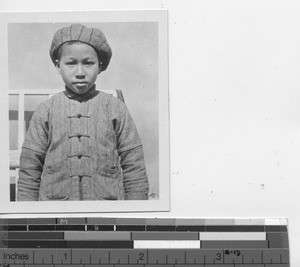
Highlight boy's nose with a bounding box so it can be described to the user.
[75,65,85,77]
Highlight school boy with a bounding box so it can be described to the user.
[17,23,149,201]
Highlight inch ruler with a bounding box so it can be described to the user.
[0,217,289,267]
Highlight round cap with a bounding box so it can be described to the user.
[50,24,112,71]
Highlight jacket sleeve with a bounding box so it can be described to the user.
[113,100,149,200]
[17,103,49,201]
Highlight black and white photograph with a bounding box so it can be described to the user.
[0,11,169,212]
[2,0,300,265]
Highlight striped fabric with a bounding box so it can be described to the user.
[17,86,149,201]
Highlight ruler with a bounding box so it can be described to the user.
[0,217,289,266]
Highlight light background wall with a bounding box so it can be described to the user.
[1,0,300,265]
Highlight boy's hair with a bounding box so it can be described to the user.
[50,24,112,71]
[56,41,103,64]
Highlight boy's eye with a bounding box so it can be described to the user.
[85,61,95,65]
[66,62,76,65]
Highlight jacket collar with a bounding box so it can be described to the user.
[64,84,99,101]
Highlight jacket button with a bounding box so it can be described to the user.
[78,155,82,159]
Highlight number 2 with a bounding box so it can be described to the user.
[139,253,144,261]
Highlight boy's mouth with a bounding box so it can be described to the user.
[74,81,88,85]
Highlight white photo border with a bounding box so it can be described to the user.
[0,10,169,213]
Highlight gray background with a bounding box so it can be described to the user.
[8,22,159,196]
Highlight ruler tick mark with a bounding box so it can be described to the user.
[147,249,149,264]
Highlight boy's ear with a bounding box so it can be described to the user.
[98,62,103,74]
[55,59,61,75]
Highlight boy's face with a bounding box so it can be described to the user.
[55,43,101,95]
